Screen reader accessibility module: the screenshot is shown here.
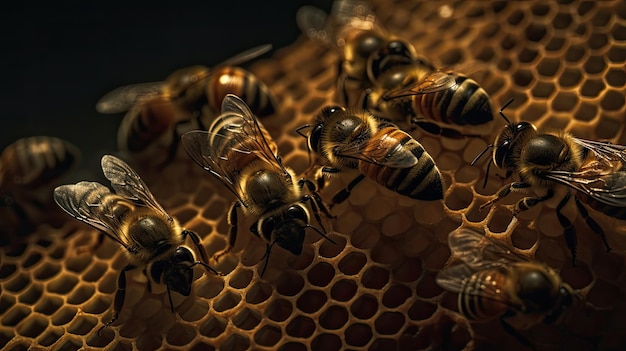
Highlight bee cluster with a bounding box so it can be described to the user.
[1,1,626,350]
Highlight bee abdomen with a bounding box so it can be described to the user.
[1,136,79,188]
[208,67,276,118]
[121,97,178,152]
[415,75,493,126]
[459,271,509,321]
[359,134,443,200]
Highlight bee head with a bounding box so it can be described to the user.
[367,39,417,82]
[163,247,195,296]
[253,204,310,256]
[493,121,536,170]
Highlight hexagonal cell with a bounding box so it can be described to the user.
[361,265,389,289]
[611,23,626,41]
[232,307,262,330]
[512,68,534,88]
[600,89,626,111]
[375,311,406,335]
[551,91,579,112]
[608,45,626,63]
[350,294,379,320]
[307,262,335,287]
[16,314,48,338]
[583,55,608,75]
[573,101,598,122]
[319,304,349,330]
[296,289,327,314]
[338,251,367,275]
[445,186,474,212]
[67,314,97,335]
[345,323,373,347]
[266,298,293,322]
[286,315,316,338]
[330,278,358,302]
[212,290,241,312]
[199,315,227,338]
[254,324,282,347]
[4,273,30,294]
[559,67,583,88]
[595,117,622,140]
[381,284,412,308]
[17,283,43,305]
[506,9,525,26]
[275,271,304,297]
[605,68,626,88]
[311,333,342,351]
[228,268,253,289]
[221,334,250,351]
[525,22,548,42]
[588,33,610,51]
[536,57,562,77]
[318,234,346,258]
[407,299,438,321]
[580,78,606,98]
[245,281,272,304]
[564,44,587,63]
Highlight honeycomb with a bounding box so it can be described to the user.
[2,0,625,350]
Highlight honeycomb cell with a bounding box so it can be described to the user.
[2,304,30,327]
[580,78,606,98]
[589,33,610,51]
[445,186,473,211]
[318,234,346,258]
[532,81,556,99]
[0,263,16,279]
[525,22,548,42]
[319,304,349,330]
[536,57,562,77]
[16,314,48,338]
[330,278,358,302]
[245,281,272,304]
[51,306,77,326]
[286,315,316,338]
[565,44,587,63]
[254,324,282,347]
[221,334,250,351]
[5,273,30,293]
[22,252,42,269]
[559,67,583,88]
[583,55,608,75]
[39,327,64,347]
[345,323,373,347]
[611,23,626,41]
[551,91,579,112]
[338,251,367,275]
[311,333,342,351]
[605,68,626,88]
[608,45,626,62]
[279,342,307,351]
[307,262,335,287]
[382,284,412,308]
[407,299,438,321]
[199,315,227,338]
[67,315,97,335]
[507,9,525,26]
[600,89,626,111]
[361,265,389,289]
[296,289,327,314]
[351,294,379,320]
[266,298,293,322]
[212,290,241,312]
[228,268,253,289]
[232,306,261,330]
[573,102,598,122]
[518,47,539,64]
[276,271,304,296]
[513,68,535,87]
[553,12,573,30]
[18,283,43,305]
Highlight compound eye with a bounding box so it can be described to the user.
[260,217,276,238]
[287,206,308,221]
[357,34,384,58]
[173,247,194,263]
[493,140,510,169]
[387,40,411,57]
[319,105,345,120]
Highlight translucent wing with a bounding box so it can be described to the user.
[296,5,334,45]
[332,0,377,31]
[100,155,170,219]
[334,129,419,168]
[53,181,132,250]
[217,44,272,67]
[383,71,457,100]
[546,140,626,207]
[182,94,284,206]
[96,81,165,114]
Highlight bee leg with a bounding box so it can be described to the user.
[331,174,366,205]
[336,62,349,106]
[574,197,611,253]
[410,118,480,139]
[555,192,577,266]
[212,201,241,262]
[98,264,137,336]
[514,189,554,216]
[299,178,335,219]
[479,182,530,211]
[183,230,210,264]
[499,313,537,351]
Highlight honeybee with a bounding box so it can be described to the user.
[96,45,277,163]
[437,227,578,350]
[53,155,219,333]
[296,105,444,203]
[473,99,622,263]
[181,94,334,276]
[366,67,494,138]
[0,136,80,239]
[296,0,434,105]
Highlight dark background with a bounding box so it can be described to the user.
[1,1,332,179]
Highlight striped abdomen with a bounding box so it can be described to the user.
[358,126,443,200]
[119,96,180,152]
[458,270,510,321]
[0,136,79,189]
[207,67,276,118]
[413,73,493,126]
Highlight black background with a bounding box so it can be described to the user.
[1,1,332,177]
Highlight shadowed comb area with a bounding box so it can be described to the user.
[2,1,626,350]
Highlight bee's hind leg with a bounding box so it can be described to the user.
[574,196,611,253]
[98,264,137,336]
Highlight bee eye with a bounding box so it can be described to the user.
[260,217,276,237]
[319,105,344,120]
[494,140,510,169]
[173,247,193,264]
[387,40,411,57]
[356,34,384,58]
[287,206,308,221]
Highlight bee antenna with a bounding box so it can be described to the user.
[295,124,311,138]
[303,224,337,245]
[499,98,514,124]
[470,144,493,166]
[166,285,174,313]
[260,242,276,277]
[190,261,221,276]
[482,159,493,189]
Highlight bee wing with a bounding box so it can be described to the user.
[182,94,283,205]
[334,133,419,168]
[216,44,273,67]
[53,181,131,250]
[181,129,247,203]
[296,5,335,45]
[447,227,530,270]
[572,138,626,164]
[100,155,170,218]
[383,71,457,100]
[332,0,377,30]
[96,81,166,114]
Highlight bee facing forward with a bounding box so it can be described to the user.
[182,94,334,276]
[437,227,578,350]
[96,45,277,163]
[0,136,80,239]
[473,99,623,263]
[296,0,434,105]
[297,105,443,203]
[53,155,219,333]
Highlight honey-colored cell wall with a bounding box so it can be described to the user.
[2,1,626,350]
